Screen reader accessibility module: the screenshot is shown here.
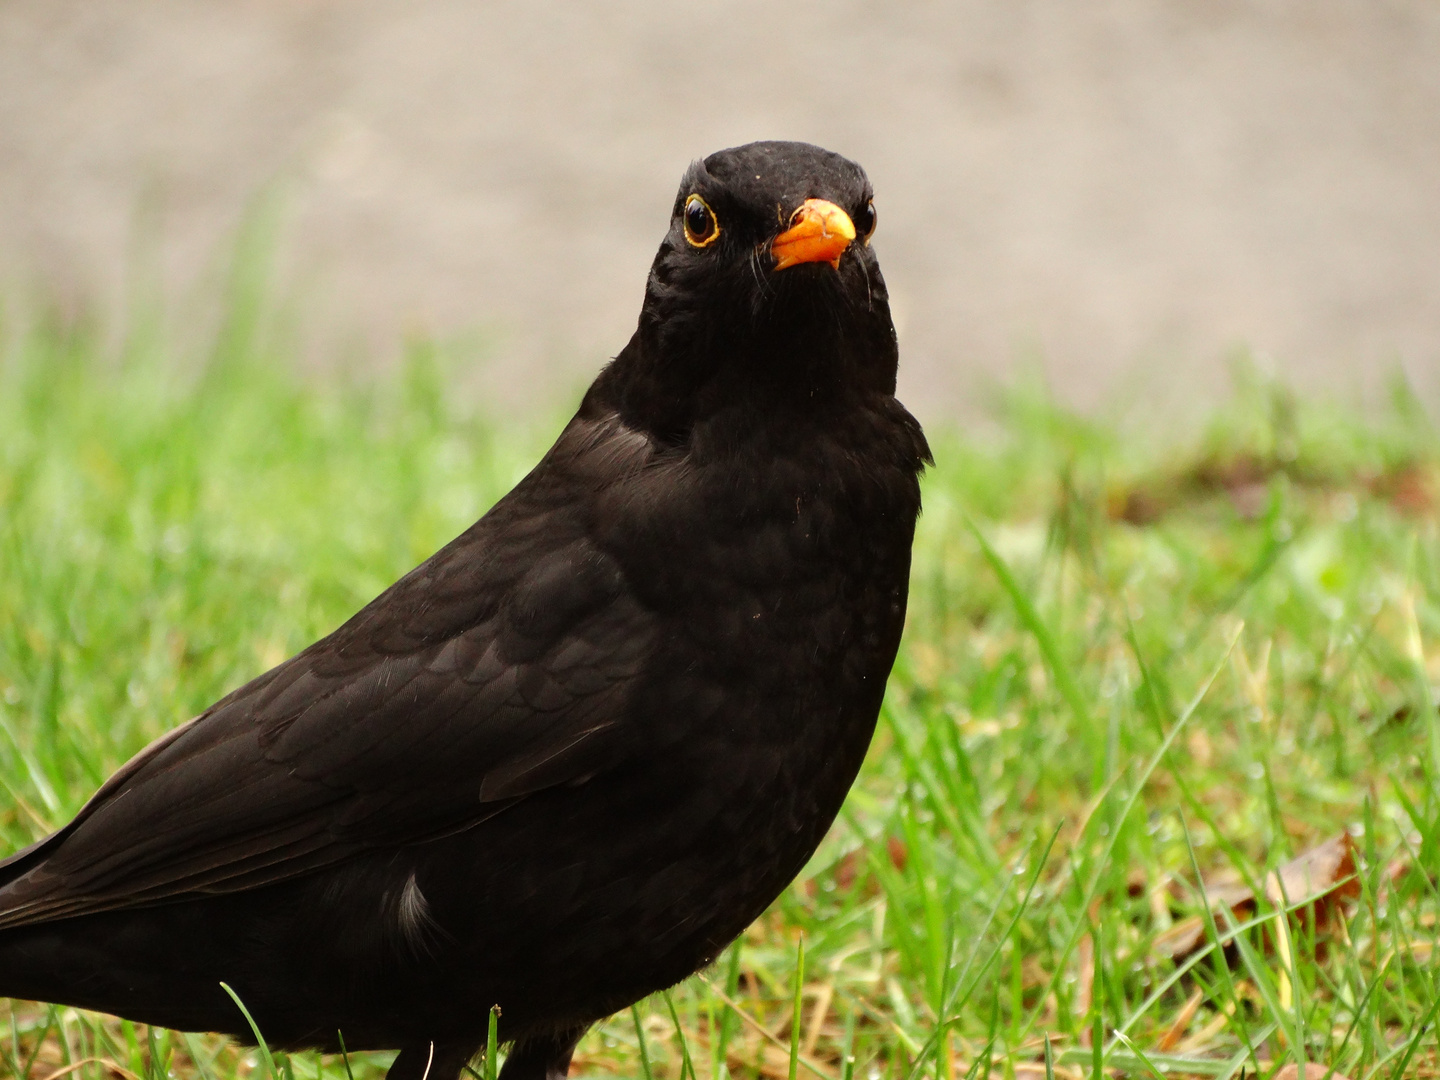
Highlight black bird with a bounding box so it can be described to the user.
[0,141,929,1080]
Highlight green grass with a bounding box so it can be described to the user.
[1,288,1438,1080]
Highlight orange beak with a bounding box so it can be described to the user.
[770,199,856,271]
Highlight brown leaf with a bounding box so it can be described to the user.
[1156,987,1204,1051]
[1371,463,1435,516]
[1153,835,1366,963]
[1153,915,1207,960]
[1107,486,1169,525]
[1264,834,1362,926]
[1152,874,1253,960]
[825,836,907,895]
[831,850,861,892]
[886,835,909,873]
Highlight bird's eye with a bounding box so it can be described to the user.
[856,199,877,243]
[683,194,721,248]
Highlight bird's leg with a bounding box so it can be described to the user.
[387,1039,484,1080]
[496,1024,589,1080]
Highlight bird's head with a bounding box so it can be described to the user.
[602,141,900,444]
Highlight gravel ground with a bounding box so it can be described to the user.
[1,0,1437,424]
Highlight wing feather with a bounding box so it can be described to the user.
[0,410,662,930]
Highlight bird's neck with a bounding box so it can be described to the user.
[593,317,896,449]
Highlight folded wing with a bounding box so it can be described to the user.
[0,412,660,929]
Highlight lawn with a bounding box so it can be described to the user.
[1,285,1437,1080]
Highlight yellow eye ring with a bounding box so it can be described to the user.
[683,194,721,248]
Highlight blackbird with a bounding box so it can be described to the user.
[0,141,929,1080]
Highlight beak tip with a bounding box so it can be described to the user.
[770,198,855,272]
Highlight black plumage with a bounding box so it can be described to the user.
[0,141,930,1080]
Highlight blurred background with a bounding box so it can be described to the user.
[1,0,1437,426]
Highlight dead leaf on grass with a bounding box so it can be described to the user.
[1152,877,1252,960]
[818,836,908,895]
[1369,462,1436,517]
[1107,485,1169,525]
[1156,987,1205,1051]
[1154,834,1368,962]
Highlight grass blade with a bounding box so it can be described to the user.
[219,982,277,1080]
[789,935,806,1080]
[631,1004,654,1080]
[485,1005,500,1080]
[965,516,1090,730]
